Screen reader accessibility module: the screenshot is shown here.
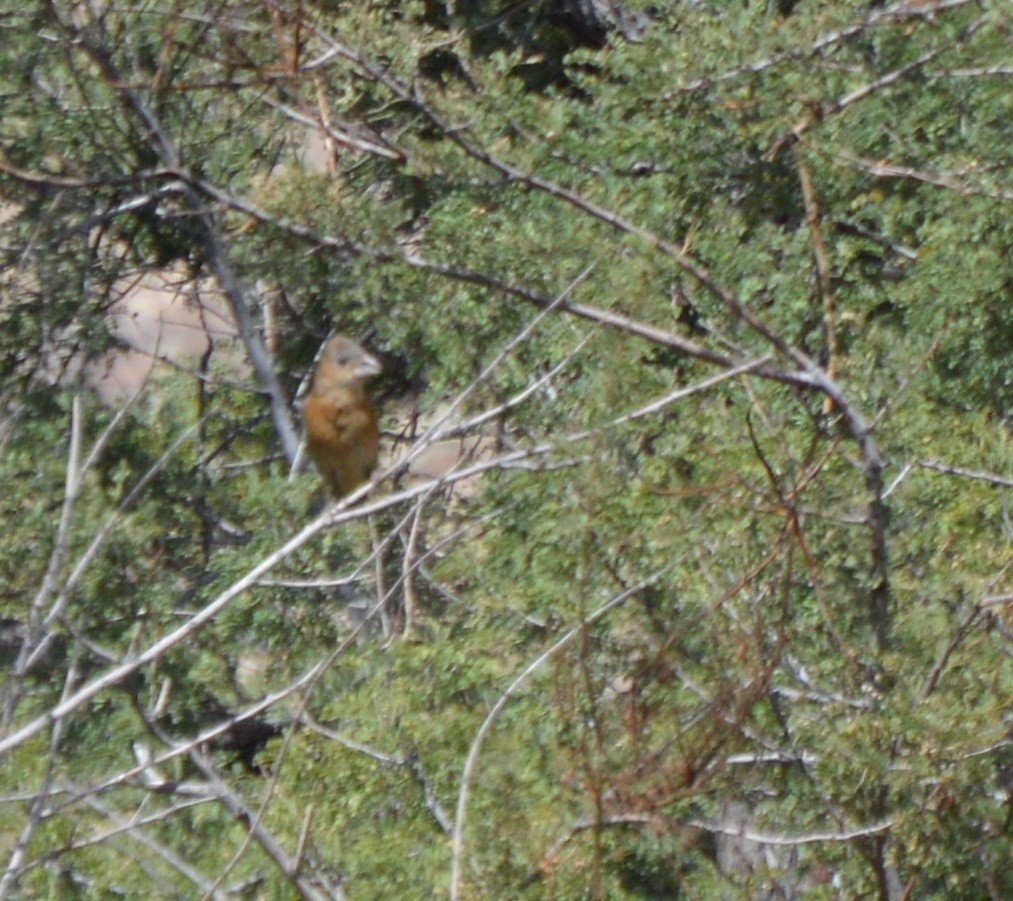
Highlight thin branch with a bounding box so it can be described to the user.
[0,449,570,781]
[39,2,302,464]
[300,718,453,835]
[75,792,225,900]
[522,808,892,886]
[872,326,949,430]
[201,494,496,892]
[399,501,426,640]
[685,816,893,846]
[917,459,1013,488]
[450,568,673,900]
[11,396,83,689]
[766,43,950,160]
[833,219,919,261]
[186,750,338,901]
[260,95,404,161]
[920,562,1013,701]
[0,658,77,898]
[294,29,896,647]
[794,148,839,404]
[405,752,453,837]
[927,66,1013,78]
[300,718,402,766]
[835,152,1013,202]
[5,394,142,725]
[184,173,811,387]
[0,154,172,191]
[667,0,977,97]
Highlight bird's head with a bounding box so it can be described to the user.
[314,335,381,389]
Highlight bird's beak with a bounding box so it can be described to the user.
[355,353,381,379]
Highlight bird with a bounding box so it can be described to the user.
[302,334,381,498]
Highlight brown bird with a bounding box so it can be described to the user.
[302,335,381,498]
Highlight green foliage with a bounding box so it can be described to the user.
[1,0,1010,897]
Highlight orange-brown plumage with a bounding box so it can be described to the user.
[302,335,381,498]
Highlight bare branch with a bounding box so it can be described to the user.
[260,95,405,162]
[794,149,839,407]
[668,0,978,97]
[917,459,1013,488]
[0,658,78,897]
[300,27,896,647]
[835,152,1013,202]
[766,44,950,161]
[38,2,302,464]
[74,791,225,899]
[0,435,587,759]
[920,562,1013,700]
[450,568,673,900]
[186,750,339,901]
[685,816,893,847]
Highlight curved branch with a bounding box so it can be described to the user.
[449,568,672,900]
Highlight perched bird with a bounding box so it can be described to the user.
[302,335,381,498]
